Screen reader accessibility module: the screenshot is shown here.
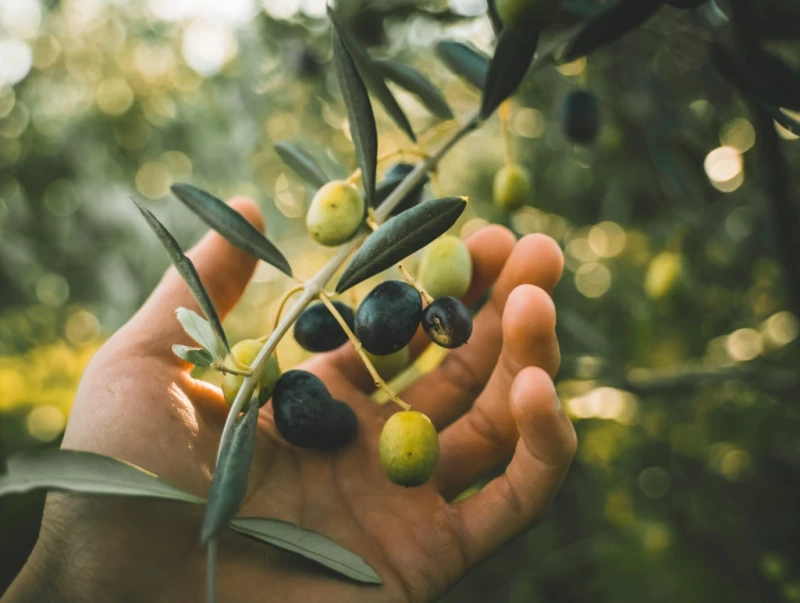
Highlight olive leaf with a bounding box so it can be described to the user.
[133,198,229,354]
[331,21,379,208]
[375,60,454,120]
[436,40,490,89]
[170,183,293,277]
[481,28,540,119]
[274,141,330,189]
[562,0,664,62]
[0,450,205,504]
[172,344,215,367]
[0,449,382,584]
[328,8,417,143]
[486,0,503,36]
[230,517,382,584]
[336,196,467,293]
[176,308,227,361]
[201,397,259,544]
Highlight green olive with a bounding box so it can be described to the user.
[418,235,473,300]
[495,0,561,29]
[379,410,439,487]
[306,180,365,246]
[493,163,531,211]
[645,252,682,300]
[221,339,280,407]
[366,347,410,380]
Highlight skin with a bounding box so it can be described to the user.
[3,197,576,603]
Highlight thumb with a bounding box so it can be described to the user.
[124,197,265,359]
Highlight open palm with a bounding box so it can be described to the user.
[14,198,576,603]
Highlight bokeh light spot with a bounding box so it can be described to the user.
[575,262,611,298]
[26,404,66,442]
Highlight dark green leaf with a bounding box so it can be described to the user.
[436,41,490,89]
[172,344,214,367]
[486,0,503,35]
[376,60,454,120]
[274,142,330,189]
[176,308,226,360]
[170,183,292,277]
[133,199,229,354]
[336,196,467,293]
[562,0,664,62]
[481,28,540,119]
[201,399,259,543]
[230,517,382,584]
[331,22,379,208]
[329,9,417,143]
[0,450,204,504]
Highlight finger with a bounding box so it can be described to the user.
[436,284,559,498]
[403,234,564,428]
[328,225,515,392]
[123,197,264,359]
[453,367,576,566]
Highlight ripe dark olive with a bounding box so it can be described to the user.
[422,296,473,349]
[272,370,357,449]
[294,301,354,353]
[563,90,600,145]
[372,162,428,216]
[355,280,422,356]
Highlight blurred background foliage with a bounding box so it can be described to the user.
[1,0,799,600]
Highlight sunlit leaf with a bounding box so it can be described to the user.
[176,308,226,361]
[331,20,379,207]
[481,28,540,119]
[329,9,417,143]
[172,344,214,367]
[230,517,382,584]
[201,399,259,543]
[436,41,490,89]
[274,142,330,189]
[376,60,454,120]
[170,183,292,277]
[336,196,467,293]
[562,0,664,61]
[133,199,229,354]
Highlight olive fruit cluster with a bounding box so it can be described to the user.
[221,339,280,407]
[306,180,365,246]
[562,90,600,145]
[493,163,532,211]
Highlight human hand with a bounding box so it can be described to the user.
[5,197,576,603]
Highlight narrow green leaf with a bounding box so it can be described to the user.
[274,142,330,189]
[170,183,292,277]
[436,41,490,89]
[481,28,540,119]
[133,199,229,354]
[331,22,379,208]
[0,450,204,504]
[336,196,467,293]
[201,399,259,544]
[328,9,417,143]
[375,60,454,120]
[486,0,503,36]
[172,344,214,367]
[230,517,382,584]
[563,0,664,61]
[176,308,226,361]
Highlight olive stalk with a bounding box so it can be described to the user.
[397,263,434,305]
[213,363,252,377]
[317,291,411,411]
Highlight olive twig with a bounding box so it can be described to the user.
[213,363,252,377]
[397,264,434,305]
[419,119,460,146]
[318,290,412,411]
[272,284,305,332]
[346,148,431,186]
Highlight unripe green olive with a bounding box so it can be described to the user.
[418,235,473,301]
[495,0,561,29]
[366,347,410,380]
[221,339,280,407]
[379,410,439,487]
[306,180,365,246]
[493,163,532,211]
[645,251,682,299]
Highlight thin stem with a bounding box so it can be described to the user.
[273,284,305,332]
[213,363,252,377]
[206,540,218,603]
[398,264,433,304]
[346,148,431,185]
[318,291,411,410]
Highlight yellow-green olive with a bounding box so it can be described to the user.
[378,410,439,487]
[221,339,280,406]
[418,235,473,300]
[306,180,365,246]
[645,251,682,299]
[493,163,531,211]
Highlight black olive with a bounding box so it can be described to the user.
[421,296,473,349]
[294,301,354,353]
[355,280,422,356]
